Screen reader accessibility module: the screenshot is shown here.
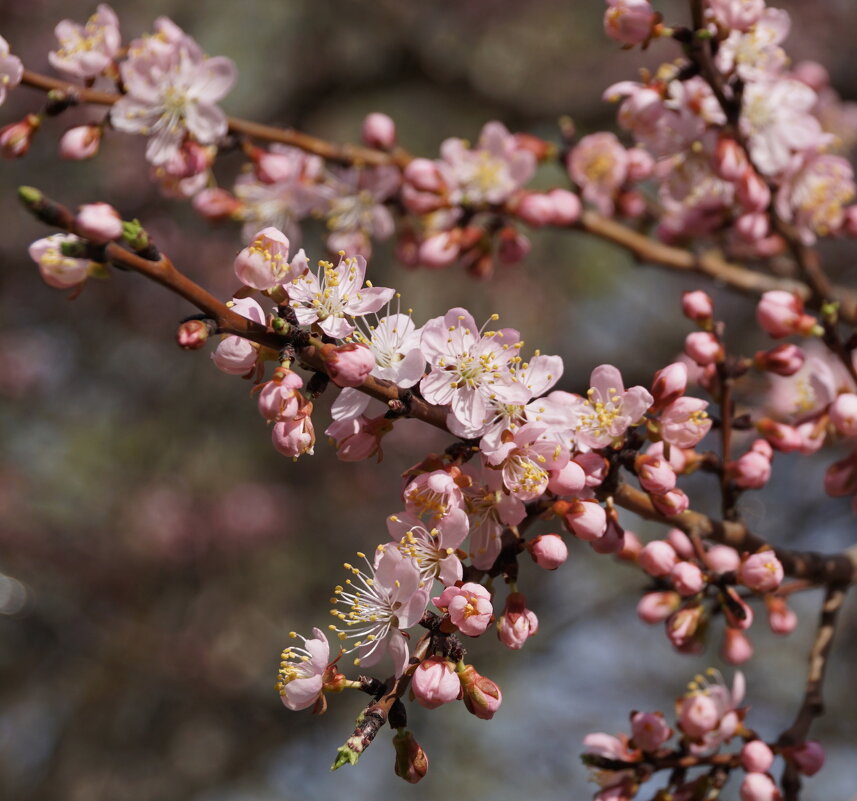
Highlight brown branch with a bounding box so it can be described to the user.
[777,584,849,801]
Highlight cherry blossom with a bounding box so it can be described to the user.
[0,35,23,107]
[49,5,121,80]
[276,628,329,711]
[386,511,468,586]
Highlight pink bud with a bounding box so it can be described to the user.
[361,112,396,150]
[756,418,802,452]
[766,596,798,635]
[59,124,102,160]
[618,529,643,561]
[193,187,242,221]
[739,552,784,593]
[741,740,775,774]
[651,362,688,409]
[320,343,376,388]
[705,544,740,574]
[631,712,672,752]
[727,450,772,489]
[740,773,781,801]
[679,694,720,739]
[326,415,389,462]
[638,540,678,577]
[254,151,299,184]
[393,729,429,783]
[829,393,857,437]
[456,664,502,720]
[737,170,771,213]
[636,454,677,495]
[666,604,704,650]
[434,582,493,636]
[710,0,765,30]
[234,227,305,290]
[176,319,213,350]
[735,212,770,243]
[76,202,123,243]
[651,488,689,516]
[404,158,444,193]
[575,453,610,487]
[617,190,646,218]
[756,292,817,339]
[667,528,694,559]
[754,344,805,377]
[0,114,40,159]
[824,450,857,496]
[547,188,581,225]
[496,592,539,649]
[721,627,754,664]
[548,461,586,496]
[529,534,568,570]
[671,561,705,596]
[786,741,825,776]
[515,192,555,227]
[564,499,607,541]
[590,514,625,555]
[411,657,461,709]
[419,231,460,269]
[636,591,681,623]
[684,331,724,366]
[681,291,714,323]
[497,227,531,264]
[604,0,656,46]
[271,413,315,458]
[715,136,749,181]
[626,148,654,182]
[258,369,304,422]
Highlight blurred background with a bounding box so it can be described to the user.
[1,1,856,799]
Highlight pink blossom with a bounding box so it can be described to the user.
[403,469,465,522]
[671,562,705,596]
[739,552,784,593]
[276,628,329,711]
[111,19,236,165]
[603,0,655,47]
[631,712,672,752]
[49,5,120,80]
[583,732,637,790]
[457,664,502,719]
[331,547,428,676]
[319,343,375,388]
[715,137,749,181]
[829,393,857,437]
[28,234,93,289]
[411,657,460,709]
[387,511,467,586]
[727,449,772,489]
[515,192,556,227]
[193,187,241,221]
[572,364,653,448]
[529,533,568,570]
[718,9,790,81]
[420,308,528,431]
[568,133,629,216]
[742,741,775,774]
[651,488,690,516]
[665,604,704,652]
[740,773,781,801]
[667,528,694,559]
[639,540,678,577]
[272,411,315,459]
[234,227,308,290]
[755,344,805,377]
[563,499,607,541]
[635,454,677,495]
[482,423,568,500]
[361,112,396,150]
[497,227,532,264]
[723,587,755,631]
[496,592,538,649]
[547,189,582,224]
[636,591,680,624]
[0,36,23,108]
[706,544,741,574]
[709,0,765,31]
[257,368,304,422]
[756,418,802,452]
[659,396,712,448]
[681,291,714,323]
[76,202,123,243]
[286,254,394,339]
[548,460,587,496]
[463,466,526,570]
[325,415,390,462]
[211,298,265,376]
[433,582,493,636]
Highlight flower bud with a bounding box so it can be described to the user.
[678,693,720,739]
[631,711,672,752]
[0,114,40,159]
[756,292,818,339]
[59,124,101,160]
[727,449,772,489]
[737,170,771,213]
[667,528,694,559]
[721,627,754,664]
[547,460,586,496]
[651,362,688,410]
[547,188,581,225]
[754,344,805,377]
[258,368,304,422]
[176,318,214,350]
[739,551,784,593]
[636,590,681,623]
[411,657,460,709]
[28,233,92,289]
[626,148,654,182]
[722,585,754,630]
[419,231,460,269]
[682,291,714,323]
[326,415,390,462]
[528,533,568,570]
[362,112,396,150]
[824,450,857,496]
[618,529,642,560]
[563,499,607,541]
[618,190,646,218]
[684,331,724,366]
[272,412,315,459]
[193,187,242,221]
[393,729,428,783]
[666,603,705,651]
[456,664,502,720]
[638,540,678,577]
[515,192,555,227]
[590,513,626,555]
[829,393,857,437]
[235,227,306,290]
[756,418,802,452]
[766,595,798,635]
[710,0,765,31]
[739,773,781,801]
[496,592,539,649]
[404,158,444,193]
[320,343,376,388]
[76,202,123,243]
[635,454,677,495]
[741,740,775,774]
[735,212,770,243]
[705,544,740,574]
[671,561,705,596]
[785,741,824,776]
[715,136,749,181]
[651,488,689,516]
[604,0,656,46]
[433,583,493,636]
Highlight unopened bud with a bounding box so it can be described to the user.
[59,124,102,160]
[362,112,397,150]
[393,729,428,783]
[176,318,215,350]
[456,664,502,720]
[0,114,40,159]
